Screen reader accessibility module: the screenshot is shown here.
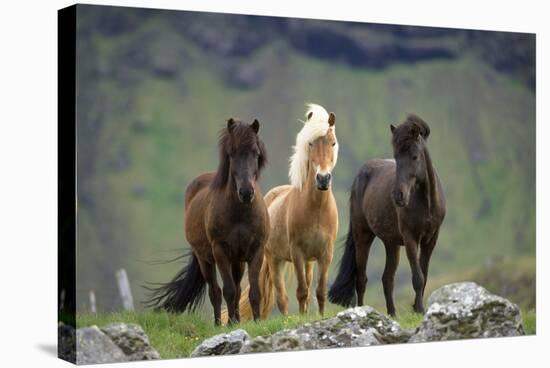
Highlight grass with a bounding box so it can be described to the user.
[77,307,535,359]
[522,309,536,334]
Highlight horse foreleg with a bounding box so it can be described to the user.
[316,256,332,316]
[305,261,314,311]
[270,256,288,316]
[213,243,238,324]
[292,250,308,314]
[382,242,400,317]
[231,262,246,323]
[420,229,439,297]
[197,258,222,326]
[404,234,425,314]
[247,247,264,321]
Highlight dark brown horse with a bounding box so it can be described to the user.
[328,114,445,316]
[146,118,270,325]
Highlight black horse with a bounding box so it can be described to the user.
[329,114,446,316]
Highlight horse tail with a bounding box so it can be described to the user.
[327,219,358,307]
[221,255,275,323]
[143,252,206,313]
[328,169,369,307]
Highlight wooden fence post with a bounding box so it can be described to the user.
[116,268,135,311]
[89,290,97,313]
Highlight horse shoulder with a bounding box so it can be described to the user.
[324,192,339,237]
[357,161,401,241]
[361,161,395,210]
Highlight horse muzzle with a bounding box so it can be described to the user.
[315,173,331,191]
[237,187,255,203]
[392,189,409,207]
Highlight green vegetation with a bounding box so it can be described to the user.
[77,308,536,358]
[522,309,536,335]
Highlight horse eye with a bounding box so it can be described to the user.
[412,155,418,160]
[309,142,313,147]
[332,142,336,147]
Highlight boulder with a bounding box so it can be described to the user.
[76,326,129,365]
[409,282,525,343]
[191,329,250,357]
[58,322,76,363]
[241,306,411,354]
[101,323,160,361]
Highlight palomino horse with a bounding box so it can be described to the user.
[146,119,270,325]
[328,114,445,316]
[226,104,339,322]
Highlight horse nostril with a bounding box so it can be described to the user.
[394,190,403,202]
[316,173,331,183]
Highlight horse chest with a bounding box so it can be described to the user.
[396,203,438,241]
[290,217,334,257]
[206,203,267,252]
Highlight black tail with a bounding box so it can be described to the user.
[144,252,206,313]
[328,219,358,307]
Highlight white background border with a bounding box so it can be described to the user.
[0,0,546,367]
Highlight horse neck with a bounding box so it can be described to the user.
[220,173,240,204]
[421,143,440,214]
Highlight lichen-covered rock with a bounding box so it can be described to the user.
[336,306,413,344]
[410,282,525,343]
[241,306,411,354]
[101,323,160,361]
[76,326,129,364]
[191,329,250,357]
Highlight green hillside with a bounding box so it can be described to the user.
[74,6,535,313]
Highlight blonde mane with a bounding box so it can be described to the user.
[289,104,339,190]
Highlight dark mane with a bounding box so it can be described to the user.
[211,120,267,189]
[392,114,431,152]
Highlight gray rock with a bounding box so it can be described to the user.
[336,306,413,344]
[241,306,410,354]
[58,323,76,363]
[410,282,525,343]
[101,323,160,361]
[191,329,250,357]
[76,326,129,365]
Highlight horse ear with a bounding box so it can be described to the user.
[328,112,336,127]
[390,124,397,134]
[251,119,260,134]
[227,118,236,132]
